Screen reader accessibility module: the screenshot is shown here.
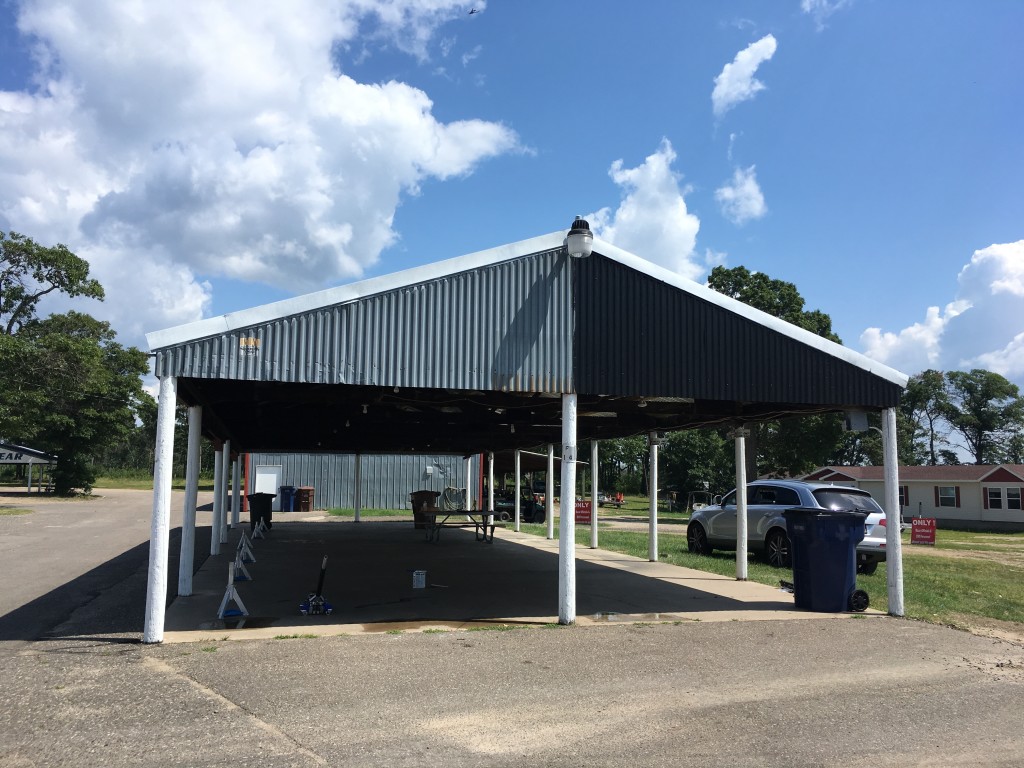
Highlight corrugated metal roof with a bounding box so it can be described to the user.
[153,247,572,393]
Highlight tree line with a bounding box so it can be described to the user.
[2,235,1021,496]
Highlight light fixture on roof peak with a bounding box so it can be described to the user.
[566,215,593,258]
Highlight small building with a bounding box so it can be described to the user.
[803,465,1024,531]
[0,441,57,492]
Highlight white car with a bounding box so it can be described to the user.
[686,479,887,574]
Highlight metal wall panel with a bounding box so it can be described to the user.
[574,256,903,407]
[247,453,467,510]
[154,249,573,393]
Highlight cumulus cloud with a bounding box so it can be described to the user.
[715,165,767,225]
[712,34,777,118]
[860,240,1024,386]
[0,0,515,345]
[588,139,716,282]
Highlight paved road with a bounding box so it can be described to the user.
[2,490,1024,767]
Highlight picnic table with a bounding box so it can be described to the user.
[421,509,497,543]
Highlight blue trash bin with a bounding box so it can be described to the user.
[783,508,867,612]
[279,485,296,512]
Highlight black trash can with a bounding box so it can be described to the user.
[247,492,276,531]
[279,485,296,512]
[782,508,867,612]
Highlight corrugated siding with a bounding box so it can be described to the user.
[154,249,573,393]
[247,453,467,510]
[574,256,903,407]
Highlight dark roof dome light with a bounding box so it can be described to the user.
[566,215,593,258]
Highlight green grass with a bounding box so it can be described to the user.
[326,508,406,518]
[90,475,216,492]
[519,523,1024,632]
[273,633,318,640]
[0,508,33,516]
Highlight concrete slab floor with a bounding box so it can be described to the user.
[163,514,882,643]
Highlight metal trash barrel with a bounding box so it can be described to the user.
[246,492,275,531]
[782,508,868,612]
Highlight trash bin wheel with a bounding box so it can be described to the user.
[848,589,869,613]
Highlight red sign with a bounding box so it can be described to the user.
[575,500,592,524]
[911,517,936,545]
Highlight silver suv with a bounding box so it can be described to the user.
[686,479,887,574]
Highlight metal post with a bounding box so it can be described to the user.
[546,443,555,540]
[231,455,241,528]
[590,440,599,549]
[882,407,905,616]
[733,427,749,580]
[211,450,223,556]
[514,449,522,532]
[178,405,202,597]
[465,456,474,510]
[220,441,230,543]
[559,394,578,624]
[649,432,659,562]
[487,451,495,513]
[143,375,177,644]
[354,453,362,523]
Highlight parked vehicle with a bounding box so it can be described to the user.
[686,479,887,574]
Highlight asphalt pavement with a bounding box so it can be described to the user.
[2,489,1024,767]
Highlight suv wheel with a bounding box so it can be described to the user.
[687,523,713,556]
[764,529,791,568]
[857,559,878,575]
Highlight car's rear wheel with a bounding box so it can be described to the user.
[687,523,713,556]
[764,529,791,568]
[532,509,545,525]
[857,559,878,575]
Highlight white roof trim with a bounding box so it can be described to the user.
[593,238,909,388]
[146,232,566,350]
[146,228,909,389]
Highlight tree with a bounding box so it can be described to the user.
[9,312,150,494]
[944,370,1024,465]
[0,233,148,495]
[1,231,104,335]
[902,370,951,465]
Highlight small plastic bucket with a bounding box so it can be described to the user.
[412,570,427,589]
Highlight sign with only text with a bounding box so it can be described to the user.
[911,517,937,545]
[575,499,592,524]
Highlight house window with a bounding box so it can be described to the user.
[1008,488,1022,511]
[899,486,909,507]
[937,486,958,508]
[987,488,1003,509]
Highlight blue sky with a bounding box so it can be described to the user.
[1,0,1022,387]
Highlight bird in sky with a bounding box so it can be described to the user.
[468,8,479,14]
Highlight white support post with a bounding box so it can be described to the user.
[546,443,555,540]
[143,375,177,644]
[559,394,578,625]
[231,455,241,528]
[734,427,750,581]
[26,458,32,493]
[514,450,522,532]
[465,456,475,510]
[649,432,659,562]
[487,451,495,513]
[211,449,223,556]
[220,441,230,544]
[882,407,905,616]
[178,405,202,597]
[354,453,362,523]
[590,440,599,549]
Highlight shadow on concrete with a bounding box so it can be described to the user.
[0,526,211,644]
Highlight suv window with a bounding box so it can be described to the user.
[812,489,882,513]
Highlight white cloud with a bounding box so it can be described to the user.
[0,1,516,344]
[588,139,712,282]
[860,240,1024,387]
[801,0,853,31]
[715,165,767,225]
[711,34,777,119]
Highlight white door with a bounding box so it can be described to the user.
[254,464,283,511]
